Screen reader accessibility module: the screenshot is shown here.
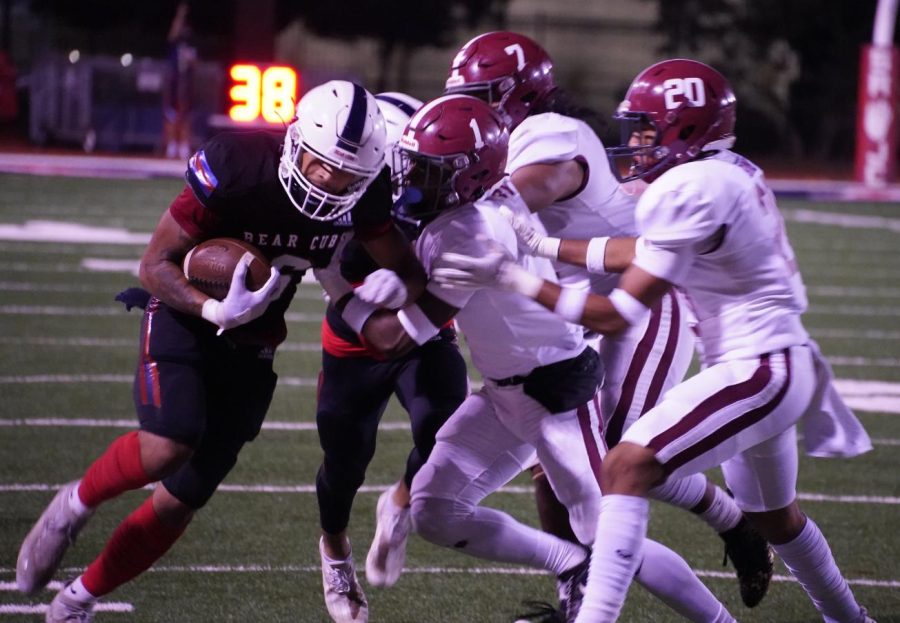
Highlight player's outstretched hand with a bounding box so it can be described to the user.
[498,205,560,259]
[433,250,508,290]
[201,260,282,335]
[355,268,408,308]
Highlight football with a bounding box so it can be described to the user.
[183,238,271,301]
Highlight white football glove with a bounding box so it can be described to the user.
[201,258,283,335]
[498,205,561,259]
[433,250,543,297]
[354,268,408,309]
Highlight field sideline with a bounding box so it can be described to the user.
[0,172,898,622]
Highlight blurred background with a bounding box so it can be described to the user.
[0,0,889,175]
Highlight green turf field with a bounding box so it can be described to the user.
[0,173,898,622]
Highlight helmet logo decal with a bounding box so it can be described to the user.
[399,133,419,152]
[469,118,485,148]
[663,77,706,110]
[504,43,526,71]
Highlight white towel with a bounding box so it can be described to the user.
[800,341,873,458]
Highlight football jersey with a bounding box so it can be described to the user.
[417,202,586,380]
[169,130,394,346]
[507,113,638,295]
[633,150,809,364]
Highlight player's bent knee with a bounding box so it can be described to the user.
[409,494,471,547]
[138,431,194,480]
[745,501,805,544]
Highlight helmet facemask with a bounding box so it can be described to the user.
[279,122,372,221]
[393,148,471,221]
[445,76,518,127]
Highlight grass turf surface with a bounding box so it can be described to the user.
[0,173,898,621]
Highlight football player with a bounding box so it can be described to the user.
[443,30,773,609]
[328,94,738,623]
[434,60,875,623]
[16,80,427,622]
[312,92,469,623]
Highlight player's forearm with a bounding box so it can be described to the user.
[556,237,636,273]
[530,281,630,334]
[139,258,208,316]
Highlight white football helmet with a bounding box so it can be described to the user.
[375,92,423,205]
[279,81,387,221]
[375,92,423,148]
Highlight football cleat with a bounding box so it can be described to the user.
[365,483,411,587]
[46,583,96,622]
[320,538,368,623]
[859,607,877,623]
[556,549,590,623]
[514,600,565,623]
[17,481,94,595]
[719,517,774,608]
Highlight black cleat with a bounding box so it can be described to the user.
[556,549,590,622]
[514,600,565,623]
[720,517,775,608]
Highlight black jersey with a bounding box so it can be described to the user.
[168,130,393,346]
[176,130,393,268]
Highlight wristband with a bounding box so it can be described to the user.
[553,287,589,323]
[341,295,379,333]
[585,236,610,274]
[537,236,562,259]
[498,262,544,298]
[608,288,649,326]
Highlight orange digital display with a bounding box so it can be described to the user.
[228,64,298,124]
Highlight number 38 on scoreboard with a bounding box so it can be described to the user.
[228,63,298,124]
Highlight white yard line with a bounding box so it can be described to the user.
[3,418,900,449]
[1,482,897,505]
[0,566,896,589]
[2,375,900,412]
[783,208,900,232]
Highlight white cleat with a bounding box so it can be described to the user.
[365,483,411,587]
[17,481,94,595]
[46,584,96,623]
[321,538,368,623]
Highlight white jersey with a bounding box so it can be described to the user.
[633,150,809,364]
[507,113,638,295]
[415,202,586,380]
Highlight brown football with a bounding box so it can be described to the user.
[183,238,271,301]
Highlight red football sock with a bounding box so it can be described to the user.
[78,431,151,508]
[81,495,188,597]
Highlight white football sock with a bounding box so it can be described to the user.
[64,576,97,604]
[697,484,743,533]
[773,517,862,623]
[649,473,706,511]
[462,507,587,574]
[69,482,92,517]
[636,539,736,622]
[575,495,649,623]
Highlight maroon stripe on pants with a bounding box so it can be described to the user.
[649,349,791,474]
[604,296,663,447]
[642,291,681,417]
[576,402,604,488]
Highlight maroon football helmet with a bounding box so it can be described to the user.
[607,59,737,183]
[444,31,555,130]
[394,94,508,220]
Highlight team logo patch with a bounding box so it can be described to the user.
[189,150,219,197]
[399,133,419,151]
